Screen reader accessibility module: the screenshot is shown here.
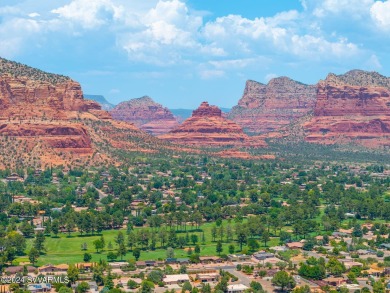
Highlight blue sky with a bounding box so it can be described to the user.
[0,0,389,108]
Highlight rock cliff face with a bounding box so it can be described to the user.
[0,57,124,166]
[110,96,179,135]
[228,77,316,133]
[159,102,266,147]
[304,70,390,147]
[0,58,110,121]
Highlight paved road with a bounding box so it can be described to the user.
[86,182,108,200]
[225,269,252,287]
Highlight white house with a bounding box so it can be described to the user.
[227,284,249,293]
[163,274,190,285]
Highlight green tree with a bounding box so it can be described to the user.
[115,231,125,246]
[67,264,79,284]
[292,285,310,293]
[166,247,175,259]
[83,253,92,262]
[326,258,346,277]
[19,221,34,238]
[182,281,192,293]
[250,281,264,292]
[147,270,164,284]
[28,248,40,265]
[33,231,46,253]
[107,252,117,262]
[216,241,223,255]
[373,281,385,293]
[261,231,270,247]
[6,231,26,255]
[272,271,296,292]
[51,219,60,237]
[133,248,141,260]
[127,280,140,289]
[117,243,127,260]
[58,287,73,293]
[140,280,154,293]
[93,238,105,253]
[211,226,217,242]
[76,281,90,293]
[190,234,198,245]
[236,227,247,251]
[247,238,260,252]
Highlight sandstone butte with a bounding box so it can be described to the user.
[304,70,390,147]
[110,96,179,135]
[0,57,149,167]
[228,77,317,134]
[159,101,267,147]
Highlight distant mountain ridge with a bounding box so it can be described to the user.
[228,77,317,134]
[110,96,179,135]
[85,94,115,111]
[304,70,390,147]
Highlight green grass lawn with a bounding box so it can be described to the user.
[15,220,280,266]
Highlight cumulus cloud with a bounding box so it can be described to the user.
[309,0,374,18]
[51,0,124,29]
[0,17,41,58]
[203,13,359,60]
[0,0,385,70]
[370,0,390,30]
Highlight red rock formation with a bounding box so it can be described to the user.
[0,74,110,120]
[304,70,390,147]
[159,102,266,147]
[0,57,131,165]
[228,77,316,133]
[110,96,179,135]
[0,123,92,149]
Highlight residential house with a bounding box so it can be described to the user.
[227,254,251,262]
[39,264,69,274]
[4,266,36,275]
[26,284,51,293]
[196,273,219,283]
[286,242,304,249]
[253,252,274,261]
[165,258,189,265]
[199,256,221,264]
[227,284,249,293]
[163,274,190,285]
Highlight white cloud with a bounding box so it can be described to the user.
[289,34,359,59]
[364,54,382,70]
[0,18,41,58]
[0,0,381,70]
[51,0,124,29]
[203,13,360,61]
[28,12,40,18]
[209,59,256,70]
[370,0,390,30]
[310,0,374,18]
[118,0,204,65]
[199,69,225,80]
[0,6,21,16]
